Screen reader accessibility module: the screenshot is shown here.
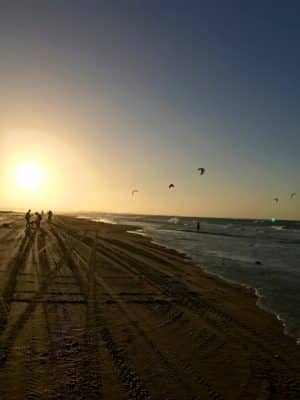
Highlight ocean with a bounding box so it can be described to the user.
[77,213,300,342]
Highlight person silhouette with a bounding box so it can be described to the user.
[35,212,42,230]
[197,221,200,232]
[25,209,31,228]
[47,210,53,223]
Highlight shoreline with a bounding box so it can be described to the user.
[0,214,299,399]
[79,215,300,347]
[149,237,297,342]
[110,223,299,345]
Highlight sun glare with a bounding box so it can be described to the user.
[15,163,44,190]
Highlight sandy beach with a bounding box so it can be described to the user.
[0,213,299,399]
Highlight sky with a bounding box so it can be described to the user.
[0,1,299,219]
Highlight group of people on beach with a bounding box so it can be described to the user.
[25,209,53,234]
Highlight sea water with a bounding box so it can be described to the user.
[77,213,300,341]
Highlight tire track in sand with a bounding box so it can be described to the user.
[57,225,226,400]
[51,227,151,400]
[0,233,35,338]
[0,233,66,367]
[96,235,300,399]
[36,228,102,400]
[58,224,300,400]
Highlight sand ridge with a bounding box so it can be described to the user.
[0,214,299,399]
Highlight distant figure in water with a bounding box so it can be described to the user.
[35,212,42,230]
[25,209,31,228]
[197,221,200,232]
[41,210,44,220]
[47,210,53,223]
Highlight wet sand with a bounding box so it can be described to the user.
[0,213,299,399]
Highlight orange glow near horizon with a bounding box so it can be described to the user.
[0,130,299,220]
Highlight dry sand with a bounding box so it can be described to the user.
[0,213,299,399]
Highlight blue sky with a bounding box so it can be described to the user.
[0,1,299,218]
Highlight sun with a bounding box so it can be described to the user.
[15,163,44,190]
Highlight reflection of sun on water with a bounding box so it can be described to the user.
[15,163,44,190]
